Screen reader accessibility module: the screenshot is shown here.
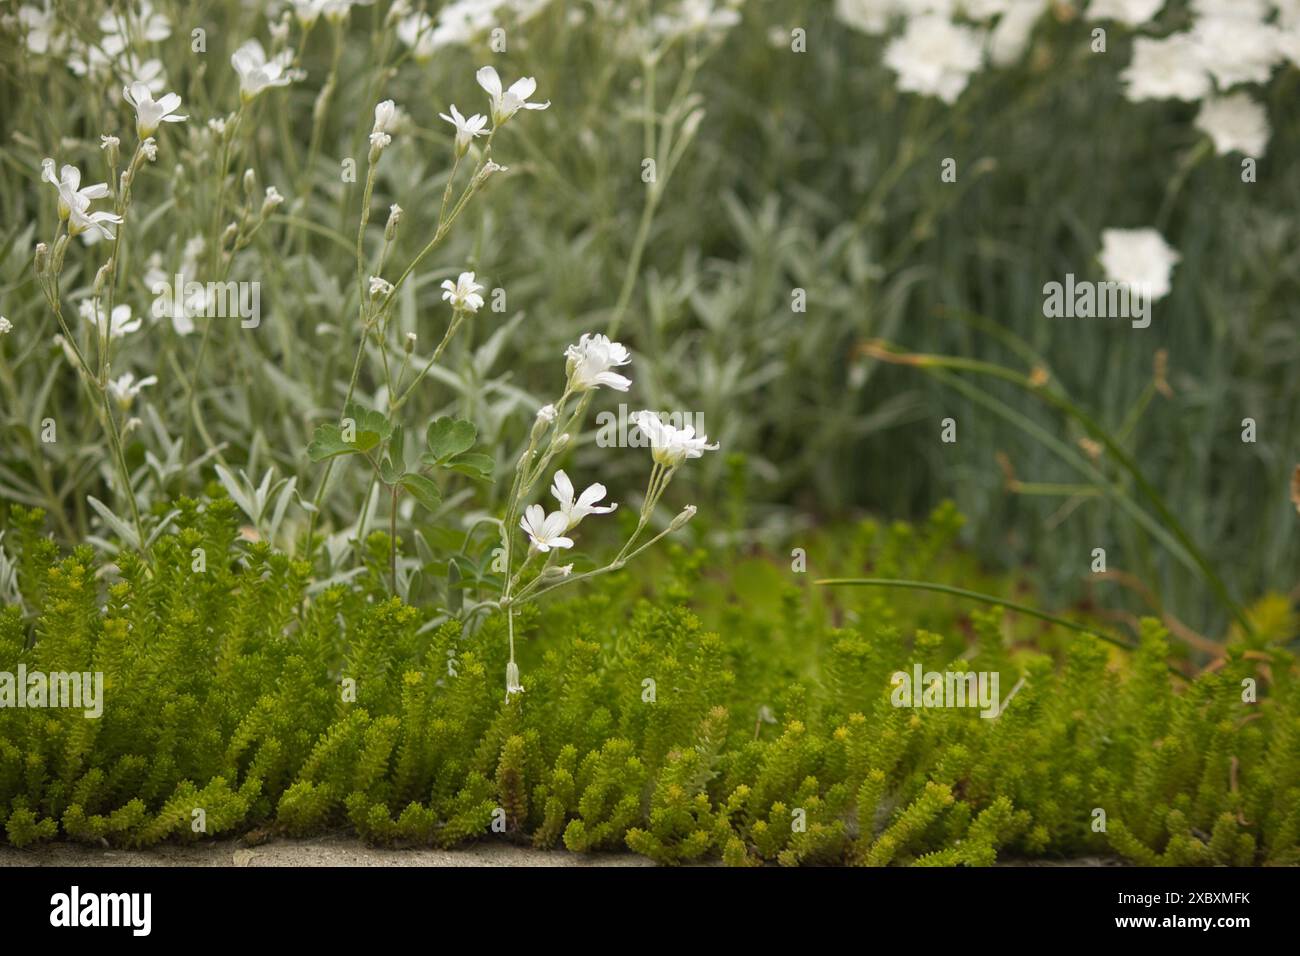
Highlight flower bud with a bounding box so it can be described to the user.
[93,260,114,298]
[668,504,698,532]
[404,332,417,354]
[384,204,402,241]
[506,661,524,697]
[34,242,49,276]
[530,403,556,442]
[243,167,257,199]
[51,235,69,274]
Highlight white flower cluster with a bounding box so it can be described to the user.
[17,0,173,95]
[1112,2,1290,158]
[393,0,557,60]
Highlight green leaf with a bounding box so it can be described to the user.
[401,474,442,512]
[425,417,477,463]
[306,423,358,462]
[344,402,393,442]
[380,457,404,485]
[445,452,494,480]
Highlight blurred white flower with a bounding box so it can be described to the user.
[18,1,65,56]
[564,333,632,392]
[1120,34,1210,101]
[123,83,186,138]
[654,0,742,38]
[1195,93,1270,156]
[290,0,329,27]
[1087,0,1166,25]
[231,40,300,102]
[833,0,900,35]
[519,504,574,552]
[631,411,720,467]
[98,0,171,45]
[140,137,158,162]
[395,12,437,59]
[476,66,550,126]
[536,403,557,424]
[1190,17,1281,88]
[107,372,157,408]
[263,186,285,211]
[369,276,394,298]
[884,15,985,105]
[987,1,1048,67]
[439,104,489,155]
[1098,228,1180,301]
[80,299,141,338]
[440,271,484,312]
[550,470,617,530]
[0,317,11,335]
[100,134,119,150]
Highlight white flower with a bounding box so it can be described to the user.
[833,0,900,35]
[40,160,109,221]
[0,317,11,335]
[439,104,489,155]
[107,372,157,408]
[519,504,574,552]
[883,15,986,105]
[140,138,158,162]
[18,1,66,56]
[1098,228,1181,302]
[631,411,720,467]
[372,99,398,135]
[1087,0,1166,26]
[98,0,170,45]
[653,0,742,38]
[290,0,329,26]
[440,271,484,312]
[1190,17,1281,88]
[536,403,557,424]
[369,275,394,298]
[987,1,1047,67]
[231,40,300,102]
[1195,93,1270,156]
[476,66,550,126]
[369,131,392,150]
[564,333,632,392]
[80,299,141,338]
[1120,34,1211,101]
[262,186,285,211]
[122,82,186,138]
[100,135,119,150]
[550,470,617,530]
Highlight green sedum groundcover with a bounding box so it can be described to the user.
[0,497,1295,866]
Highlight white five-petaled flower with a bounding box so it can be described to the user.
[631,411,720,467]
[1098,228,1181,302]
[476,66,550,127]
[519,503,574,552]
[40,159,109,220]
[122,82,186,138]
[80,299,141,339]
[550,470,617,530]
[107,372,157,408]
[441,271,484,312]
[439,104,489,155]
[231,40,300,102]
[564,333,632,392]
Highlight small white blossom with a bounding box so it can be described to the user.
[262,186,285,211]
[0,317,11,335]
[122,82,187,138]
[368,131,391,150]
[564,333,632,392]
[1190,17,1281,89]
[80,299,141,338]
[439,104,489,155]
[369,275,394,298]
[41,159,109,221]
[476,65,550,126]
[1195,93,1270,157]
[107,372,157,408]
[372,99,398,135]
[550,470,617,530]
[536,403,557,424]
[833,0,899,35]
[519,504,574,552]
[100,135,119,150]
[883,15,986,105]
[231,40,300,102]
[440,271,484,312]
[631,411,720,467]
[140,137,158,162]
[1098,228,1181,302]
